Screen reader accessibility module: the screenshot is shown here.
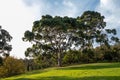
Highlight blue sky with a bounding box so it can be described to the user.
[0,0,120,58]
[24,0,99,17]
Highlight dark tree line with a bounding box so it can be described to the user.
[63,43,120,64]
[23,11,119,67]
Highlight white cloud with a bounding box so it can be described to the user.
[96,0,120,29]
[24,0,78,17]
[0,0,39,58]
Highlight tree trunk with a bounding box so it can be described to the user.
[57,53,62,67]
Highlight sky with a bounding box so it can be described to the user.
[0,0,120,58]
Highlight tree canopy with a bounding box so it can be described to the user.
[0,26,12,57]
[23,11,119,67]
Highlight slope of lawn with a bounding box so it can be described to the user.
[1,62,120,80]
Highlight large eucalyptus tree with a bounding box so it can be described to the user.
[23,11,119,67]
[23,15,77,66]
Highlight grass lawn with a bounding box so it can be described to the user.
[1,62,120,80]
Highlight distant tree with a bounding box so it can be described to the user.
[0,26,12,57]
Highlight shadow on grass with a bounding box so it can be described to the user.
[13,78,33,80]
[23,69,50,76]
[14,76,120,80]
[60,63,120,70]
[6,69,49,80]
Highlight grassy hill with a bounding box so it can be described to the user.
[1,63,120,80]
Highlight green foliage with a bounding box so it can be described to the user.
[34,54,53,68]
[0,26,12,57]
[63,50,82,64]
[94,43,120,62]
[23,30,34,42]
[23,15,77,67]
[63,42,120,64]
[0,57,25,78]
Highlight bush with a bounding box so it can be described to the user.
[0,66,7,78]
[0,56,26,78]
[63,50,82,64]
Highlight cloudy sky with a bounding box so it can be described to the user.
[0,0,120,58]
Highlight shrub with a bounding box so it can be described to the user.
[0,66,7,78]
[63,50,82,64]
[0,56,26,78]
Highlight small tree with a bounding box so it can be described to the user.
[0,26,12,57]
